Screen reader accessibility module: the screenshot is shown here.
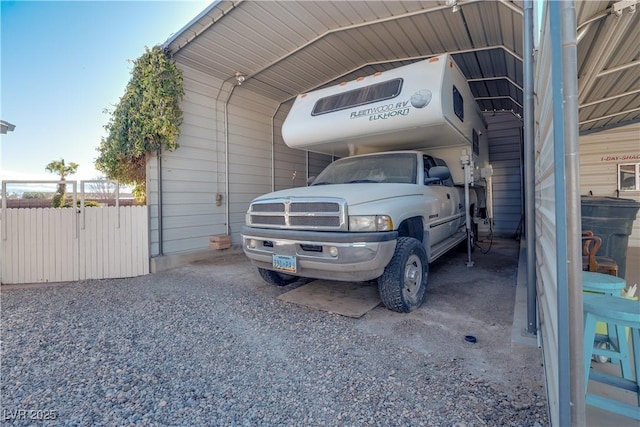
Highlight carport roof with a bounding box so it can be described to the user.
[164,0,640,133]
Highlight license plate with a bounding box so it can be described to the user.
[273,254,297,273]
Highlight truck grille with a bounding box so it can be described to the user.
[247,197,347,230]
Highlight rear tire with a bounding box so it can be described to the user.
[258,268,298,286]
[378,237,428,313]
[458,222,478,253]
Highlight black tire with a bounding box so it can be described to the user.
[377,237,428,313]
[458,222,478,253]
[469,221,478,253]
[258,268,298,286]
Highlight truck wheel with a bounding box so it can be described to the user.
[458,222,478,253]
[469,222,478,253]
[258,268,298,286]
[378,237,428,313]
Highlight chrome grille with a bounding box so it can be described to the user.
[248,197,347,230]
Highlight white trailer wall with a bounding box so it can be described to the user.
[579,122,640,286]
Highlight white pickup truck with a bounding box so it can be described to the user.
[242,54,490,312]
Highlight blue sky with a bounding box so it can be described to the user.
[0,0,210,184]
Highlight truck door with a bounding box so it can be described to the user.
[422,155,458,245]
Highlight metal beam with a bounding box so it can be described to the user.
[579,106,640,125]
[597,58,640,77]
[468,76,523,92]
[277,45,523,105]
[475,96,523,109]
[577,11,635,100]
[579,88,640,108]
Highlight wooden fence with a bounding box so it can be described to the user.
[1,206,149,284]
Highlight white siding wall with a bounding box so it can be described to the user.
[149,64,225,255]
[154,64,329,256]
[227,89,282,245]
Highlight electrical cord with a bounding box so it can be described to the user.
[474,176,493,254]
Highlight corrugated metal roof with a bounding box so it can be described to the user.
[165,0,640,132]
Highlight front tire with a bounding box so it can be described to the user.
[377,237,428,313]
[258,268,298,286]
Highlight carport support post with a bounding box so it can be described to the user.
[523,0,537,337]
[560,1,585,425]
[550,1,584,425]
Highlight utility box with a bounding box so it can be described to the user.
[581,196,640,279]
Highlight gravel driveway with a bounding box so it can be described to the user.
[1,239,548,426]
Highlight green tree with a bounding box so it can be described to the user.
[95,45,184,204]
[45,159,79,207]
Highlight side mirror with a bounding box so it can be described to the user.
[429,166,451,181]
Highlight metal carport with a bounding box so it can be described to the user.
[149,1,640,425]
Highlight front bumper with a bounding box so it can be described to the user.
[241,227,398,282]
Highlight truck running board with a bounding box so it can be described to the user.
[428,230,467,263]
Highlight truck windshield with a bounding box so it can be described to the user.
[311,153,417,185]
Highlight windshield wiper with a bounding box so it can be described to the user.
[346,179,378,184]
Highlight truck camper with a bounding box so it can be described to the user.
[243,54,491,313]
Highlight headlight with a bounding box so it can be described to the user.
[349,215,393,231]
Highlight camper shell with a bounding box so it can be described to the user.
[243,54,491,313]
[283,54,489,182]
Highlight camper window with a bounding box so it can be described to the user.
[453,85,464,122]
[312,78,403,116]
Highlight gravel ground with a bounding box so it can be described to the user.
[1,238,549,426]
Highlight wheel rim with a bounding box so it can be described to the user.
[402,253,423,304]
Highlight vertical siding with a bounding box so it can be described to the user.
[535,10,559,426]
[484,112,524,238]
